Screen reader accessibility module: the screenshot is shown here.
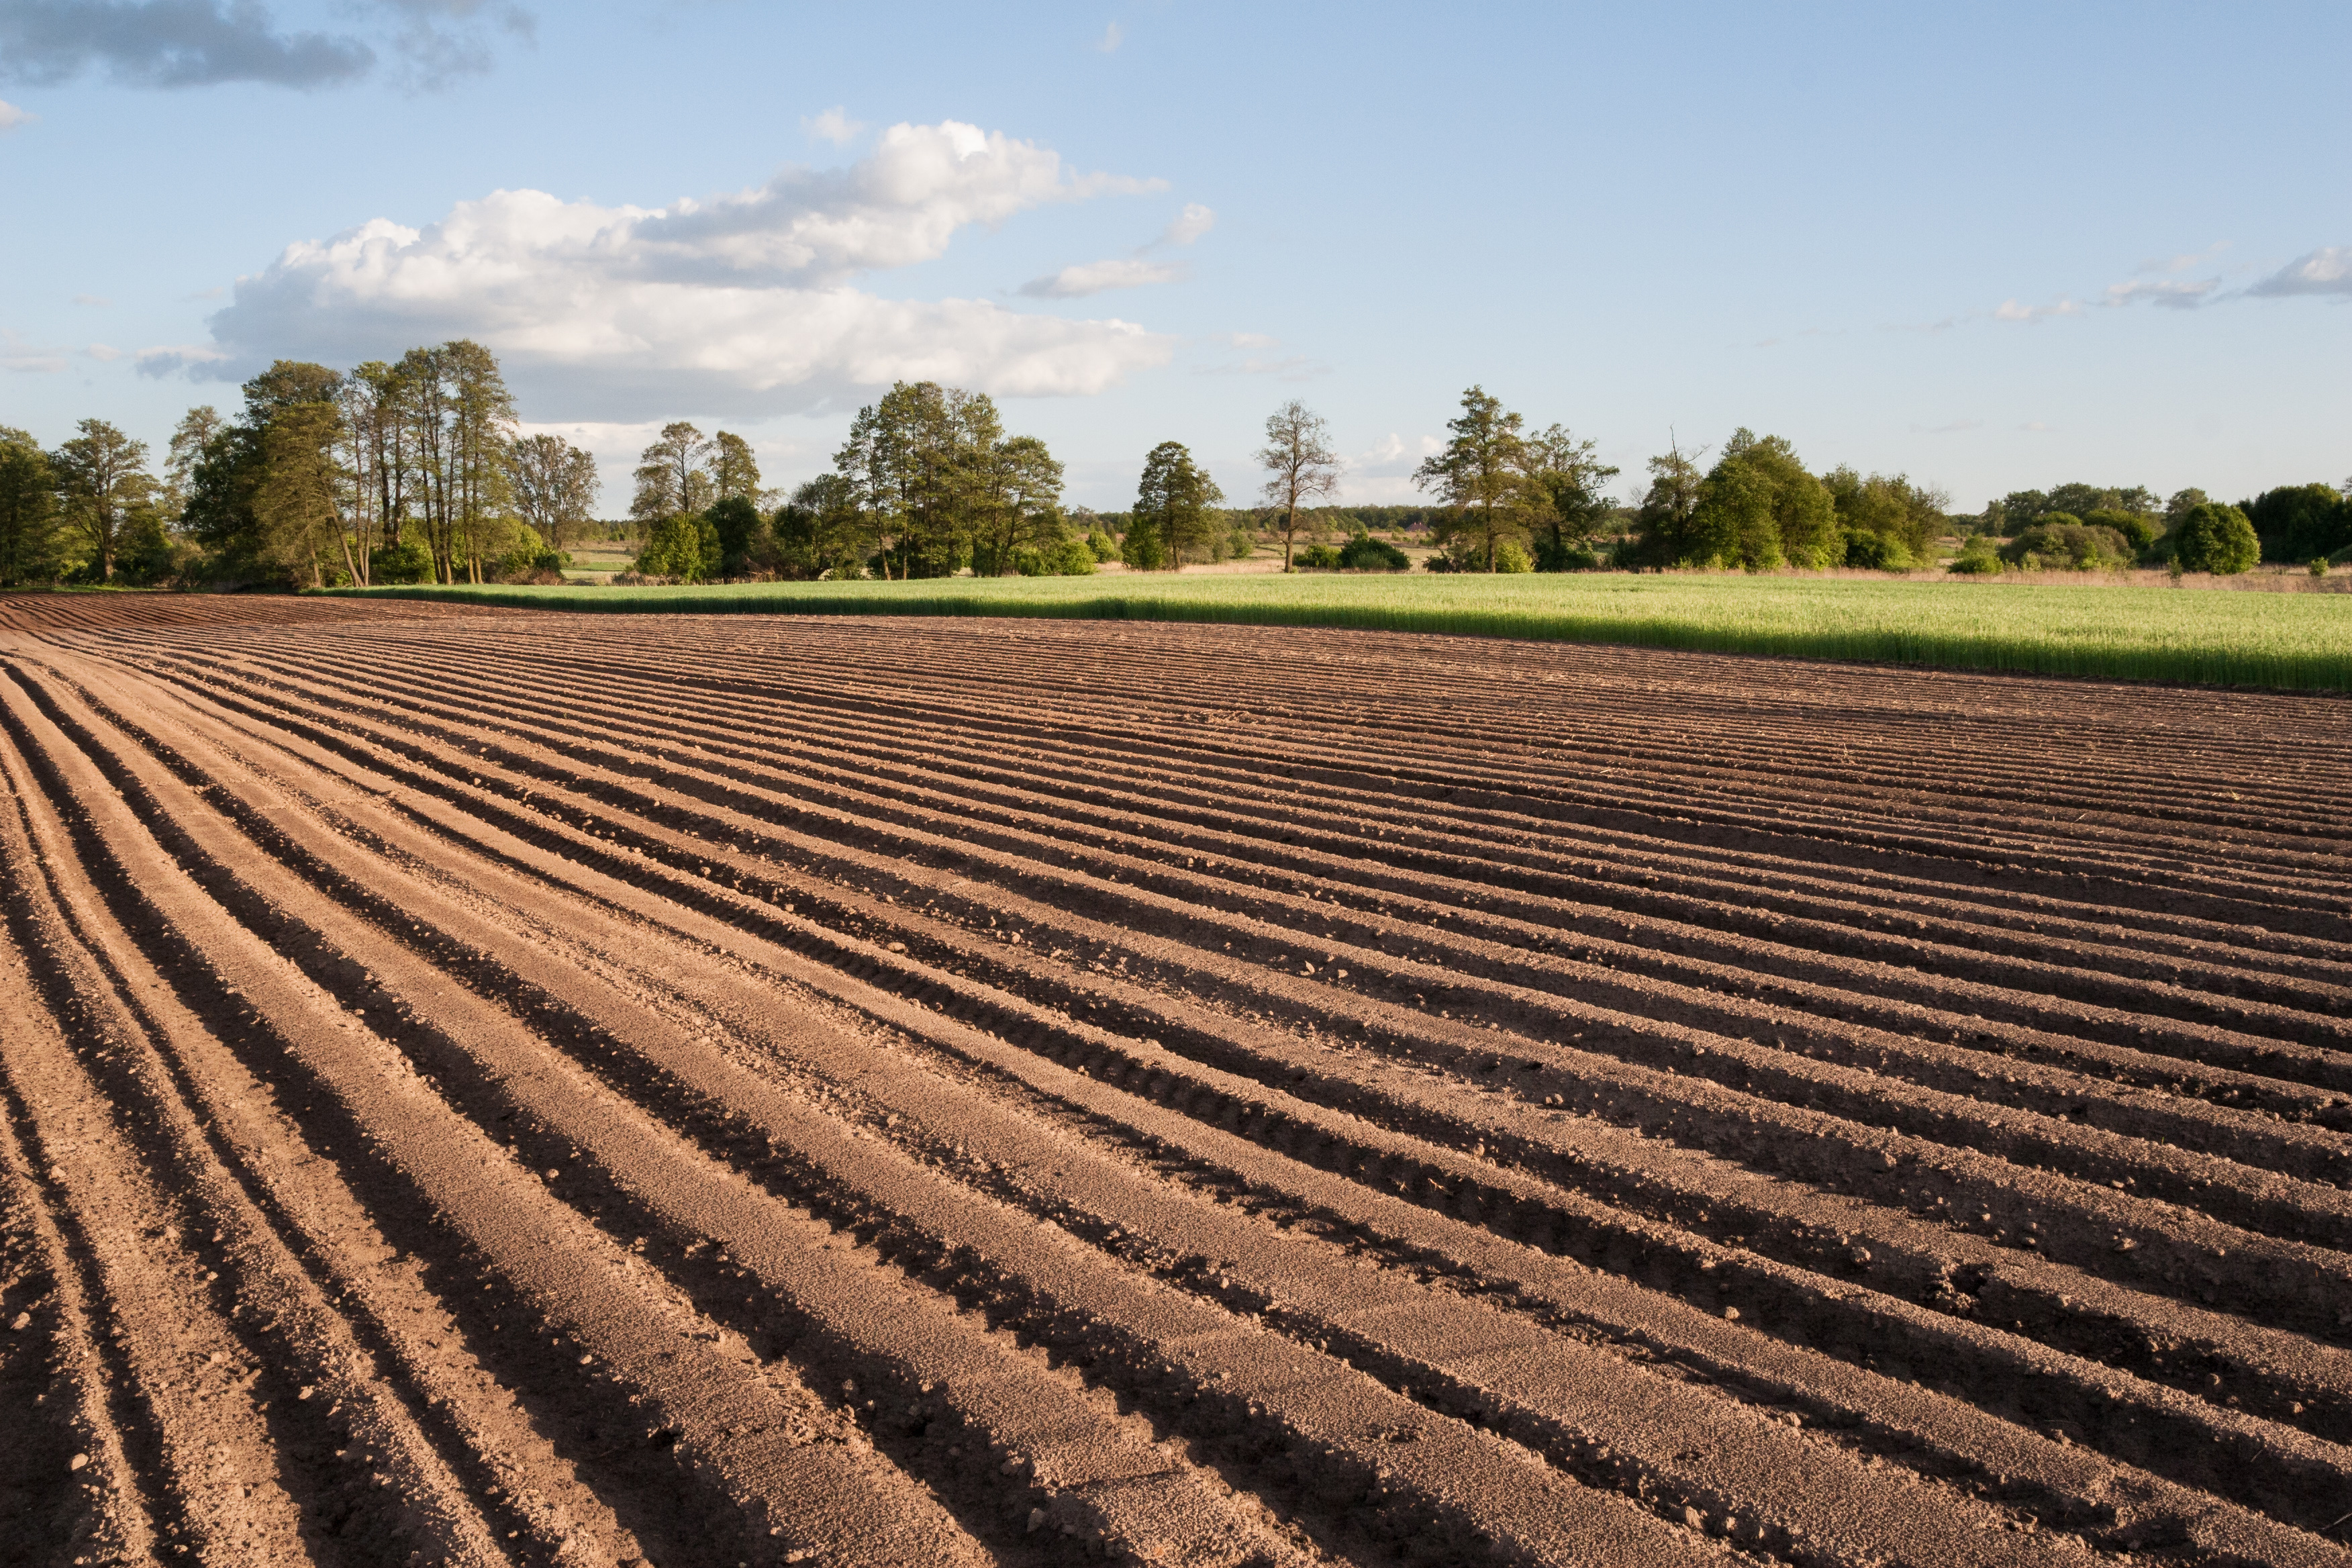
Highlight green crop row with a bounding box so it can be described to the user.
[315,572,2352,691]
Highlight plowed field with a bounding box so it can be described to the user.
[3,593,2349,1568]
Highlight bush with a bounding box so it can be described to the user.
[1224,528,1257,562]
[1532,538,1601,572]
[2082,507,2157,550]
[1014,537,1098,577]
[1843,530,1916,571]
[1295,543,1342,569]
[1947,536,2002,575]
[1336,534,1410,571]
[636,513,719,582]
[371,535,437,584]
[1085,527,1120,562]
[2171,501,2260,575]
[1493,540,1534,573]
[1999,520,2133,571]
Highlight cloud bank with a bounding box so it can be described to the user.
[148,120,1177,418]
[0,0,527,90]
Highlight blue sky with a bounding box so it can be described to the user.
[2,0,2346,513]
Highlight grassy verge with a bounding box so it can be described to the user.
[316,573,2352,691]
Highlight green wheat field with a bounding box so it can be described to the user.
[320,573,2352,692]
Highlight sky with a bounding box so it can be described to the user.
[1,0,2347,513]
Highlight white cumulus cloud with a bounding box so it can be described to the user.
[145,121,1175,418]
[1159,203,1214,246]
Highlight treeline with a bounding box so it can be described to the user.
[0,342,603,589]
[1977,481,2352,573]
[630,381,1103,583]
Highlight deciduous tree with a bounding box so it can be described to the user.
[509,432,601,553]
[1520,424,1618,570]
[633,422,714,524]
[254,401,354,586]
[0,428,61,586]
[1257,400,1340,572]
[710,431,761,503]
[51,418,154,581]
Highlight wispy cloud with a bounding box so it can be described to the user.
[1093,21,1122,52]
[2249,246,2352,299]
[1019,201,1212,299]
[1,329,67,373]
[1019,257,1185,298]
[1214,331,1275,348]
[802,105,863,146]
[0,97,32,129]
[2102,277,2218,309]
[1992,297,2084,323]
[71,292,109,307]
[1193,354,1326,380]
[0,0,528,91]
[146,121,1173,418]
[2018,420,2056,432]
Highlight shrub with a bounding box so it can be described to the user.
[1336,534,1410,571]
[497,524,569,583]
[1843,530,1916,571]
[1947,536,2001,575]
[1224,528,1257,562]
[636,513,719,582]
[2082,507,2157,551]
[1493,540,1534,573]
[371,535,437,585]
[1295,543,1342,569]
[2171,501,2260,575]
[1532,538,1600,572]
[2000,520,2133,571]
[1086,526,1120,562]
[1014,537,1098,576]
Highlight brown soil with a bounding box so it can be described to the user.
[2,592,2349,1567]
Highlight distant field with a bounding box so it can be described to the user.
[319,571,2352,689]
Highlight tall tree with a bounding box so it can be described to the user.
[1520,424,1619,569]
[1414,387,1528,572]
[1257,399,1341,572]
[710,431,761,503]
[1632,437,1711,562]
[0,428,61,586]
[975,434,1067,573]
[832,381,1004,577]
[444,340,516,583]
[1134,440,1225,570]
[51,418,154,581]
[164,405,225,523]
[253,401,354,587]
[509,433,601,552]
[632,422,713,524]
[341,361,417,583]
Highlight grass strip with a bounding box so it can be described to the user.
[315,573,2352,691]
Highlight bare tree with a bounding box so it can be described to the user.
[1257,399,1341,572]
[509,433,602,552]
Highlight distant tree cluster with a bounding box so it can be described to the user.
[6,369,2347,590]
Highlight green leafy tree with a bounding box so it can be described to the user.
[710,431,761,503]
[0,428,62,586]
[51,418,155,581]
[2081,507,2155,551]
[1632,438,1710,562]
[253,401,354,586]
[2171,501,2259,575]
[1257,399,1341,571]
[973,434,1067,575]
[635,512,719,581]
[1825,467,1945,567]
[774,474,870,580]
[1666,430,1832,571]
[1132,440,1224,571]
[706,494,765,577]
[1415,387,1532,573]
[1520,424,1618,571]
[632,422,714,524]
[163,405,225,523]
[2247,483,2349,563]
